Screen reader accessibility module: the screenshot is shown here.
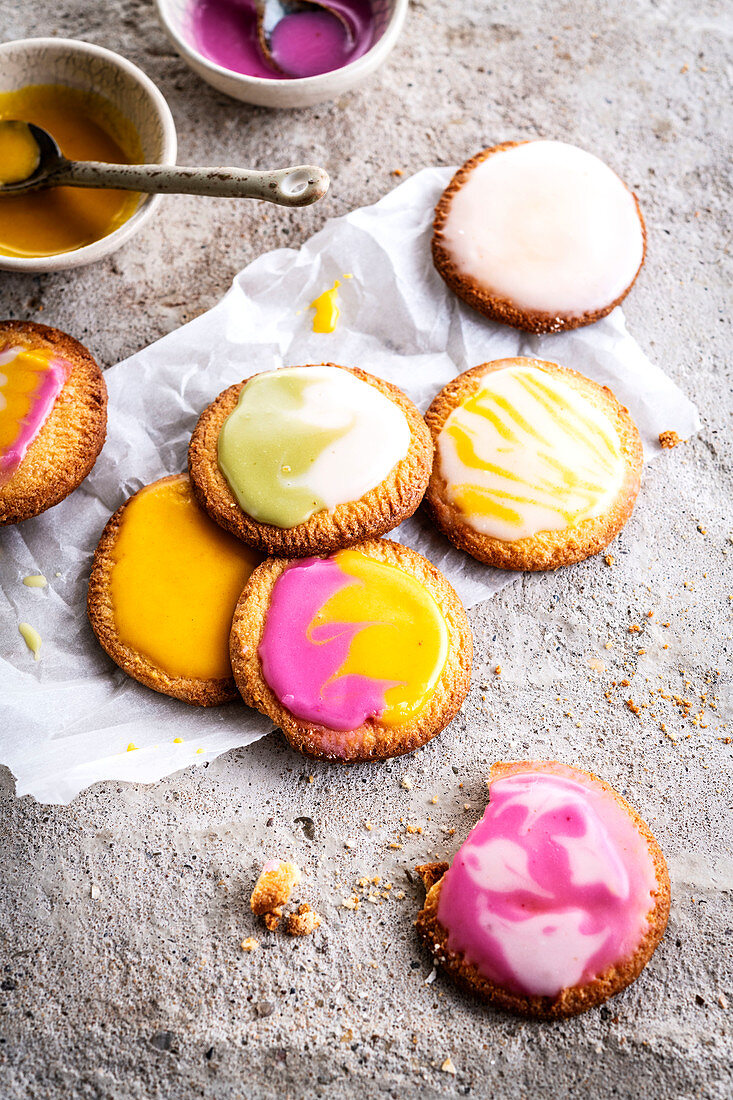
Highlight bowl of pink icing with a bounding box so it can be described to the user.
[154,0,407,107]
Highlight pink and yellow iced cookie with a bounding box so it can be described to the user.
[424,357,643,571]
[432,140,646,333]
[229,539,472,762]
[416,761,670,1018]
[88,474,262,705]
[0,320,107,525]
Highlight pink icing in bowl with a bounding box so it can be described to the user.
[154,0,407,108]
[191,0,375,80]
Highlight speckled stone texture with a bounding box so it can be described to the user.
[0,1,731,1097]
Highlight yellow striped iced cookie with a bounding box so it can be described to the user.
[424,358,643,571]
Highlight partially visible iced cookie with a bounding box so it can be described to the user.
[229,539,472,762]
[0,320,107,525]
[416,761,670,1019]
[88,474,261,705]
[188,364,433,558]
[432,140,646,333]
[423,357,643,571]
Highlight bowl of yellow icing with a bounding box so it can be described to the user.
[0,38,177,272]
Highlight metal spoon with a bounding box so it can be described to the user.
[254,0,355,74]
[0,121,330,208]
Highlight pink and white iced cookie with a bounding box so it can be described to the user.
[0,321,107,526]
[432,140,646,333]
[416,761,670,1018]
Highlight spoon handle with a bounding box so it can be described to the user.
[53,161,330,207]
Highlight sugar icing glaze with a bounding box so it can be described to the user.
[441,141,644,316]
[110,475,261,681]
[218,366,411,529]
[191,0,375,80]
[438,361,625,541]
[0,345,71,487]
[258,549,449,735]
[436,763,658,998]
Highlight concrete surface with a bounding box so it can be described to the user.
[1,0,731,1097]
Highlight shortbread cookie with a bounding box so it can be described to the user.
[424,357,643,571]
[0,320,107,525]
[88,474,262,706]
[432,140,646,333]
[416,761,670,1019]
[188,364,433,557]
[229,539,472,762]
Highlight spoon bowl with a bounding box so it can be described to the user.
[255,0,356,74]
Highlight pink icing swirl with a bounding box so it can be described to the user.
[0,347,71,487]
[436,764,658,998]
[258,556,395,732]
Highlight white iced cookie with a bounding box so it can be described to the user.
[432,140,646,333]
[424,358,643,571]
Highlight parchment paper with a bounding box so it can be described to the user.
[0,167,700,803]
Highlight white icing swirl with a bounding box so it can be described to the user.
[437,361,625,541]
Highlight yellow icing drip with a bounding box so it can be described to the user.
[0,121,40,185]
[109,475,261,681]
[22,573,47,587]
[319,549,449,727]
[18,621,41,659]
[438,362,625,541]
[310,279,342,333]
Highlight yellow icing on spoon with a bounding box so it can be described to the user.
[0,121,40,185]
[18,621,42,659]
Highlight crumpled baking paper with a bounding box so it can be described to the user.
[0,167,700,804]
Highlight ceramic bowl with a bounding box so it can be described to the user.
[0,38,178,273]
[154,0,408,108]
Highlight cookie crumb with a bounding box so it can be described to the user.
[286,903,321,936]
[659,430,682,449]
[240,937,259,952]
[604,554,615,566]
[250,861,301,915]
[441,1056,457,1075]
[494,664,502,675]
[401,776,413,790]
[264,909,282,932]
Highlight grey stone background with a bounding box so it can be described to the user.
[0,1,731,1096]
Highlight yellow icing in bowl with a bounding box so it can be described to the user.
[0,84,143,258]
